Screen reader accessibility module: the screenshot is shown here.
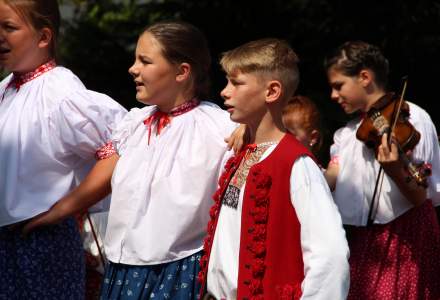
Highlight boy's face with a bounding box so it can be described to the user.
[221,70,267,124]
[283,112,310,145]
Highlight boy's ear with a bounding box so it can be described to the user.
[358,69,374,87]
[38,28,52,49]
[265,80,282,103]
[176,62,191,83]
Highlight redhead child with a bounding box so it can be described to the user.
[0,0,127,299]
[282,95,323,160]
[198,38,349,300]
[324,40,440,299]
[25,21,237,299]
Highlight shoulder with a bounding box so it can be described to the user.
[193,100,237,134]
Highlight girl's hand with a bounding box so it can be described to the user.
[225,124,248,154]
[377,132,401,176]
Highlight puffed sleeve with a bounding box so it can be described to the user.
[111,107,144,156]
[50,89,127,160]
[410,107,440,205]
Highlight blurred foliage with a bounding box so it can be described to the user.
[56,0,440,163]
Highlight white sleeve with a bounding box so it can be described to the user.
[411,111,440,206]
[290,156,350,300]
[51,89,127,160]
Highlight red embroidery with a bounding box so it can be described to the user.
[95,141,116,160]
[276,283,302,300]
[7,60,56,90]
[143,99,199,144]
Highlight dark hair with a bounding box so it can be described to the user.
[324,41,389,88]
[4,0,60,60]
[143,21,211,99]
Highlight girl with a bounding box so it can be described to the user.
[0,0,126,299]
[324,40,440,299]
[25,21,237,299]
[282,95,323,160]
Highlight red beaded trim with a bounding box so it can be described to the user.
[7,60,57,90]
[95,141,116,160]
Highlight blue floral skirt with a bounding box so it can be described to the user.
[100,251,202,300]
[0,217,85,299]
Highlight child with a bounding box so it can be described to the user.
[0,0,127,299]
[282,95,323,160]
[324,40,440,299]
[24,21,237,299]
[198,38,349,300]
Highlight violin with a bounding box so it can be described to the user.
[356,92,431,188]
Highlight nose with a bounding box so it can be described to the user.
[128,62,138,78]
[330,89,339,102]
[220,83,231,101]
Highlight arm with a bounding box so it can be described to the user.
[378,133,426,206]
[324,158,339,191]
[290,156,350,300]
[23,154,119,235]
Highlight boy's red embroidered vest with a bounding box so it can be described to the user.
[199,133,313,300]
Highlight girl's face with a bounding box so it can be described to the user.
[128,32,180,108]
[283,111,311,146]
[327,67,369,114]
[0,2,48,73]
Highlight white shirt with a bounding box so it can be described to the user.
[207,146,350,300]
[104,101,237,265]
[331,102,440,226]
[0,67,127,226]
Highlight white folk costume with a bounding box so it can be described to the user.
[330,94,440,299]
[100,100,237,299]
[0,60,127,299]
[199,133,349,300]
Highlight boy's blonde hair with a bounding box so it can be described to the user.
[220,38,300,99]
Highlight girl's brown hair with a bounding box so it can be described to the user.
[143,21,211,99]
[4,0,60,59]
[283,95,323,156]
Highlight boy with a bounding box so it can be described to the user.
[198,39,350,299]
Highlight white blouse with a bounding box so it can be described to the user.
[104,102,237,265]
[331,102,440,226]
[0,66,127,226]
[207,146,350,300]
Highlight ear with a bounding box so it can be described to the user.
[358,69,374,87]
[309,129,320,147]
[265,80,282,104]
[176,62,191,83]
[38,27,52,50]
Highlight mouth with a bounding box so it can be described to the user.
[134,81,144,89]
[0,47,10,55]
[224,103,234,113]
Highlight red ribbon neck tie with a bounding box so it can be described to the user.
[143,99,200,145]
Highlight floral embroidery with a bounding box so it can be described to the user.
[95,141,116,160]
[275,283,302,300]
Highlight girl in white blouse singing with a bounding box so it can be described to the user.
[324,41,440,299]
[25,21,237,299]
[0,0,126,299]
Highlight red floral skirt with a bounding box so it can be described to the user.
[347,200,440,300]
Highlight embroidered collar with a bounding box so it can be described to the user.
[7,60,57,90]
[143,98,199,144]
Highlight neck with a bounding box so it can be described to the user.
[157,91,195,113]
[13,53,53,76]
[363,87,387,112]
[247,109,286,145]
